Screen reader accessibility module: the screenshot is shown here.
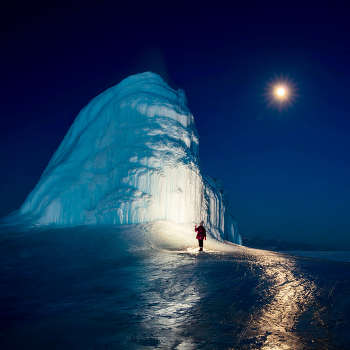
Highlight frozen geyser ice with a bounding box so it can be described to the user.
[18,72,241,244]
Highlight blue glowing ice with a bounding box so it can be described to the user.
[19,72,241,244]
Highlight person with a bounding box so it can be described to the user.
[195,221,206,251]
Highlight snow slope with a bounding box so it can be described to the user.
[16,72,241,244]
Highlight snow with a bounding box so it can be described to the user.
[15,72,241,244]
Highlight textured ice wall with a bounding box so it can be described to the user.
[20,72,241,244]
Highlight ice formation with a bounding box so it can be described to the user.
[19,72,241,244]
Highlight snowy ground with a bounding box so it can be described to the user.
[1,220,350,349]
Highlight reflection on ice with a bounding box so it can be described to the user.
[135,254,201,349]
[1,221,349,349]
[242,250,317,349]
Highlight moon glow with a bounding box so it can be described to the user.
[263,74,299,113]
[277,88,285,96]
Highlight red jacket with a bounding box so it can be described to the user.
[195,225,206,240]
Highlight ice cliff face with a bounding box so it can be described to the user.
[20,72,241,244]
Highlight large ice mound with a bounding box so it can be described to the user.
[19,72,241,244]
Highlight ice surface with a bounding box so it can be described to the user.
[16,72,241,244]
[283,250,350,262]
[1,221,349,349]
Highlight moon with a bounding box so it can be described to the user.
[277,88,285,96]
[262,74,300,113]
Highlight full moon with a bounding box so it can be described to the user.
[263,74,299,113]
[277,88,285,96]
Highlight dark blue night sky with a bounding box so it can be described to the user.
[1,1,349,249]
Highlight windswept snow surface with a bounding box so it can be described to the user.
[16,72,241,244]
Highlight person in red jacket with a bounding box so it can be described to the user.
[195,221,206,251]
